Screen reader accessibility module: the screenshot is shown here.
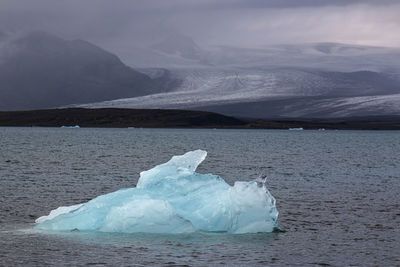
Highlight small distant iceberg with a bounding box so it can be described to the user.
[289,127,303,131]
[60,125,80,128]
[35,150,279,234]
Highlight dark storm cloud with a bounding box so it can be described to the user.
[1,0,399,50]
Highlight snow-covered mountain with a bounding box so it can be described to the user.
[79,40,400,118]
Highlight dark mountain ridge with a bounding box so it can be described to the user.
[0,32,163,110]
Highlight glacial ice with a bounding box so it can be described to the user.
[35,150,279,234]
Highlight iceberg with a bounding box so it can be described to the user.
[35,150,279,234]
[60,125,80,128]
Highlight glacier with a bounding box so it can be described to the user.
[35,150,279,234]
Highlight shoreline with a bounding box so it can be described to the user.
[0,108,400,130]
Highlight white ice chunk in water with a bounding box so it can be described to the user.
[35,150,279,234]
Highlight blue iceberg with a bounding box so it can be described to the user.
[35,150,279,234]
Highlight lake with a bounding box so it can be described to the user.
[1,127,399,266]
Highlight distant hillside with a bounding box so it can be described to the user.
[81,66,400,118]
[0,32,164,110]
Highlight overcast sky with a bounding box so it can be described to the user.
[1,0,400,49]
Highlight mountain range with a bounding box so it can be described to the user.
[81,37,400,118]
[1,31,400,118]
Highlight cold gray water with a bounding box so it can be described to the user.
[0,127,399,266]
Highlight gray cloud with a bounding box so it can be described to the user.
[1,0,399,53]
[226,0,400,8]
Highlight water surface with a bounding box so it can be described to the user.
[1,127,399,266]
